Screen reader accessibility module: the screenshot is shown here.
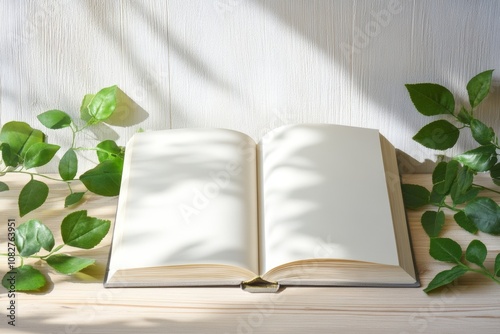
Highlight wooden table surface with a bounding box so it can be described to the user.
[1,173,499,333]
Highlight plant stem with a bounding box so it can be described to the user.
[466,266,500,284]
[473,184,500,195]
[6,170,74,183]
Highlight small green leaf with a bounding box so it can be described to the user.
[454,145,497,172]
[0,142,19,167]
[470,119,495,145]
[401,184,430,209]
[495,253,500,276]
[423,265,468,293]
[429,237,463,263]
[464,197,500,235]
[1,265,47,291]
[64,192,85,207]
[23,142,60,169]
[413,120,460,150]
[429,186,446,205]
[0,181,9,192]
[80,93,96,124]
[46,254,95,274]
[432,161,447,185]
[490,163,500,186]
[405,83,455,116]
[454,211,478,234]
[421,210,445,237]
[59,148,78,181]
[19,179,49,217]
[96,140,124,163]
[86,85,118,121]
[465,239,487,267]
[456,107,473,125]
[80,159,123,196]
[0,121,45,161]
[14,219,55,256]
[466,69,493,109]
[451,183,480,205]
[37,110,72,129]
[61,210,111,249]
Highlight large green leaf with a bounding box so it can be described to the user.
[1,143,19,167]
[96,140,124,163]
[454,145,497,172]
[470,119,495,145]
[86,85,118,121]
[61,210,110,249]
[465,239,487,267]
[46,254,95,274]
[495,254,500,277]
[429,238,463,263]
[19,179,49,217]
[413,120,459,150]
[464,197,500,235]
[421,210,445,237]
[466,69,493,109]
[14,219,54,257]
[405,83,455,116]
[491,163,500,186]
[37,109,72,129]
[401,184,430,209]
[23,142,60,169]
[1,265,47,291]
[80,159,123,196]
[0,121,45,165]
[80,93,96,123]
[423,265,468,293]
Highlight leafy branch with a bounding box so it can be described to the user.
[402,70,500,293]
[1,211,110,291]
[1,85,128,292]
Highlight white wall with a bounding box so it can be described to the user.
[1,0,500,173]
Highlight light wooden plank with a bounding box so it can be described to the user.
[0,173,499,333]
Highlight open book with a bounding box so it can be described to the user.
[104,124,418,291]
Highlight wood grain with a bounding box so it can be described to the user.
[0,173,499,333]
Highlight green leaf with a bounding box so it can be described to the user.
[401,184,430,209]
[454,211,478,234]
[489,163,500,186]
[96,140,124,163]
[80,159,123,196]
[465,239,487,267]
[495,253,500,276]
[405,83,455,116]
[1,265,47,291]
[451,183,480,205]
[0,181,9,192]
[413,120,459,150]
[454,145,497,172]
[421,210,445,237]
[429,237,463,263]
[86,85,118,121]
[456,107,473,125]
[0,121,45,163]
[470,119,495,145]
[14,219,55,256]
[46,254,95,274]
[450,165,479,205]
[19,179,49,217]
[466,69,493,109]
[80,93,96,124]
[423,265,468,293]
[433,160,459,195]
[464,197,500,235]
[61,210,111,249]
[64,192,85,207]
[59,148,78,181]
[432,161,447,185]
[37,109,72,129]
[429,186,446,205]
[0,143,19,167]
[23,142,60,169]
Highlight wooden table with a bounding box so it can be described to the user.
[1,173,499,333]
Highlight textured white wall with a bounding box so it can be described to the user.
[1,0,500,173]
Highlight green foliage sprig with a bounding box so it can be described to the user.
[402,70,500,293]
[0,85,126,291]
